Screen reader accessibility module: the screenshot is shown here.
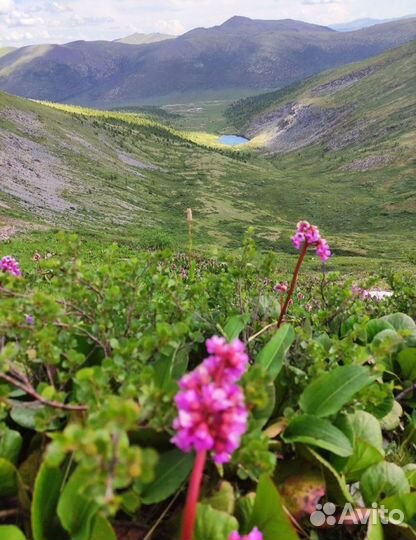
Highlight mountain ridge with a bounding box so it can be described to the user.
[0,16,415,106]
[330,14,416,32]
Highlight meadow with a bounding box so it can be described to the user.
[0,225,415,540]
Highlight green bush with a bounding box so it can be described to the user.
[0,233,415,540]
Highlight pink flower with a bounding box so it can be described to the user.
[229,527,263,540]
[352,286,370,299]
[172,337,249,464]
[0,256,21,277]
[205,336,249,382]
[291,221,331,263]
[274,281,288,294]
[32,252,41,262]
[316,239,331,262]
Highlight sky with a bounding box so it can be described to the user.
[0,0,414,47]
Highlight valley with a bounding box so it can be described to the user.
[0,44,415,268]
[0,18,414,268]
[1,9,416,540]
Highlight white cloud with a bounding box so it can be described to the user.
[5,10,45,26]
[0,0,13,15]
[69,14,114,26]
[303,0,341,4]
[6,29,33,41]
[49,1,73,12]
[155,18,186,34]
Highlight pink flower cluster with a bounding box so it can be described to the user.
[352,286,370,299]
[172,337,249,464]
[273,281,288,294]
[0,256,21,277]
[291,221,331,262]
[229,528,263,540]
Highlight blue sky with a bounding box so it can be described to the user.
[0,0,414,47]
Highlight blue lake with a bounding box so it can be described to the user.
[218,135,249,146]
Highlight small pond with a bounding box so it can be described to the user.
[218,135,250,146]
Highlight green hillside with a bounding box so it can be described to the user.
[0,47,15,58]
[0,74,414,265]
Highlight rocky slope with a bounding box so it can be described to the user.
[227,42,416,158]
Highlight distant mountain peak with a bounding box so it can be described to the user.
[115,32,175,45]
[330,14,416,32]
[219,16,333,32]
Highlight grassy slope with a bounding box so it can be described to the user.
[223,43,415,238]
[227,42,416,137]
[0,48,15,58]
[0,88,414,266]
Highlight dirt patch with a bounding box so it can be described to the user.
[0,218,48,241]
[0,128,76,218]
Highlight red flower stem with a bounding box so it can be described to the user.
[181,450,207,540]
[277,242,309,328]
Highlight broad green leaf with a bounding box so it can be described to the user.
[283,415,353,457]
[9,400,60,430]
[248,476,299,540]
[194,503,238,540]
[382,313,416,332]
[380,401,403,431]
[141,449,194,505]
[32,463,67,540]
[340,412,385,482]
[257,324,295,380]
[383,492,416,523]
[361,462,410,506]
[0,428,22,464]
[223,315,249,341]
[299,365,372,418]
[366,319,395,343]
[0,526,27,540]
[0,457,17,497]
[398,349,416,381]
[57,467,99,540]
[372,330,402,352]
[90,515,117,540]
[365,510,384,540]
